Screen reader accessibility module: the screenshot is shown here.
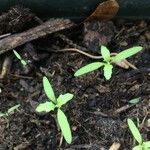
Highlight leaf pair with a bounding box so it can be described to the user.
[36,76,73,144]
[36,92,73,112]
[75,46,142,80]
[13,50,27,66]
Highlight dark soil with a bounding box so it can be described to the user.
[0,6,150,150]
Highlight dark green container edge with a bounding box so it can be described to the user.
[0,0,150,21]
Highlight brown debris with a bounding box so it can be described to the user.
[0,56,12,79]
[0,6,35,34]
[83,21,115,52]
[109,142,120,150]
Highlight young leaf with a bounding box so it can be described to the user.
[13,50,21,60]
[74,62,104,77]
[43,76,56,103]
[7,104,20,114]
[21,60,27,66]
[143,141,150,149]
[112,46,143,62]
[57,93,73,108]
[127,118,142,144]
[57,109,72,144]
[103,64,113,80]
[129,98,140,104]
[101,45,110,62]
[132,145,143,150]
[36,101,55,112]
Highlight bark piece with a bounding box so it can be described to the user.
[0,19,74,55]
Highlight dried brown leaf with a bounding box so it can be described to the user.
[85,0,119,22]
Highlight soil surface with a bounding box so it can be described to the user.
[0,6,150,150]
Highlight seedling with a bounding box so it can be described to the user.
[13,50,27,66]
[74,46,142,80]
[36,76,73,144]
[0,104,20,118]
[0,104,20,127]
[127,118,150,150]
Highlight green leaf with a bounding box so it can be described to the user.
[21,60,27,66]
[103,64,113,80]
[74,62,104,77]
[57,109,72,144]
[143,141,150,149]
[36,101,55,112]
[43,76,56,103]
[13,50,21,60]
[129,98,140,104]
[101,45,111,62]
[127,118,142,144]
[57,93,73,108]
[7,104,20,114]
[112,46,143,62]
[132,145,143,150]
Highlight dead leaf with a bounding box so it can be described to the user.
[85,0,119,22]
[114,60,130,69]
[114,59,137,70]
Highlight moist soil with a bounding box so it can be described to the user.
[0,6,150,150]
